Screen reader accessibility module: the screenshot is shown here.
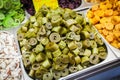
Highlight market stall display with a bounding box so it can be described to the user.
[0,0,25,30]
[58,0,82,9]
[0,0,120,80]
[0,31,22,80]
[87,0,120,49]
[17,5,108,80]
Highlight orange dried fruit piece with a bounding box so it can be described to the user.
[111,40,119,48]
[113,11,119,16]
[104,9,113,17]
[115,23,120,30]
[113,30,120,38]
[106,2,113,9]
[100,17,112,24]
[87,10,94,18]
[106,34,114,43]
[112,16,120,24]
[104,23,114,30]
[91,5,99,11]
[94,10,104,17]
[95,23,104,30]
[102,29,109,36]
[90,15,100,24]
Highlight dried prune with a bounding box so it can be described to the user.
[58,0,82,9]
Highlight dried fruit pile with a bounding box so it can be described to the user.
[58,0,82,9]
[87,0,120,49]
[0,0,25,30]
[0,31,22,80]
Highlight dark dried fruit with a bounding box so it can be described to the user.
[58,0,82,9]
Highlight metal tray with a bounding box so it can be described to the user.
[59,34,118,80]
[15,30,117,80]
[98,34,120,59]
[15,12,118,80]
[0,1,119,80]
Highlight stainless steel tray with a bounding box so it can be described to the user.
[15,12,118,80]
[99,34,120,59]
[59,36,117,80]
[19,40,117,80]
[0,1,119,80]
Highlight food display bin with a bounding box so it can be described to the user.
[20,41,118,80]
[0,0,120,80]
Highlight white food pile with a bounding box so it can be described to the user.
[0,31,22,80]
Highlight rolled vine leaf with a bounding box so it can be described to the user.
[32,63,40,70]
[41,37,49,45]
[98,52,107,59]
[82,39,91,48]
[49,32,61,43]
[17,33,24,41]
[53,71,62,80]
[75,56,81,65]
[45,22,52,29]
[98,46,106,52]
[38,25,46,35]
[58,40,66,50]
[35,43,44,53]
[23,57,31,68]
[62,47,69,54]
[35,53,45,62]
[68,52,75,65]
[52,63,68,70]
[80,31,90,39]
[81,56,90,66]
[29,69,35,77]
[94,34,104,45]
[68,41,78,50]
[52,26,61,33]
[89,54,100,64]
[43,72,53,80]
[29,53,36,64]
[42,59,51,68]
[69,66,79,73]
[45,42,59,51]
[83,49,91,57]
[90,40,97,48]
[51,15,62,26]
[28,38,38,46]
[61,68,69,77]
[35,67,48,79]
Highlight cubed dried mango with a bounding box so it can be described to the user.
[104,9,113,17]
[104,23,114,30]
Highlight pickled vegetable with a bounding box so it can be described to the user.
[17,5,107,80]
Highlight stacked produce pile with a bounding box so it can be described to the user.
[87,0,120,49]
[20,0,35,15]
[0,31,22,80]
[58,0,82,9]
[17,5,107,80]
[0,0,25,30]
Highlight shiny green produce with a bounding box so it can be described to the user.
[0,0,25,30]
